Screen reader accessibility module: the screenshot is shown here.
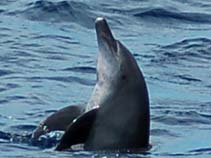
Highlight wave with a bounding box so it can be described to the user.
[62,66,96,74]
[151,38,211,65]
[0,131,11,140]
[31,34,80,45]
[0,9,5,14]
[162,38,211,49]
[0,69,14,77]
[189,147,211,154]
[151,129,177,137]
[18,75,96,86]
[16,0,95,28]
[8,124,36,132]
[153,110,211,126]
[134,8,211,23]
[0,128,61,149]
[149,37,211,90]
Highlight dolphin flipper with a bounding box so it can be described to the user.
[32,105,84,140]
[55,108,98,151]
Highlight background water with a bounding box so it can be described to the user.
[0,0,211,158]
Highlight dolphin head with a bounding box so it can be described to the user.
[95,17,142,92]
[95,17,119,84]
[86,17,147,111]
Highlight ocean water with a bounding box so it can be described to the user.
[0,0,211,157]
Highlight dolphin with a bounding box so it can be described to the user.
[31,105,84,140]
[55,17,150,151]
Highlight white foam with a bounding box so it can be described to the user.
[96,17,104,22]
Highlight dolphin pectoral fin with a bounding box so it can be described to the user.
[55,108,98,151]
[32,105,84,140]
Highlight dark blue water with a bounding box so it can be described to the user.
[1,0,211,157]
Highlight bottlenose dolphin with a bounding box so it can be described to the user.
[56,17,150,151]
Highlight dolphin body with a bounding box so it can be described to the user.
[55,17,150,151]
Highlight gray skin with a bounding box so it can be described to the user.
[32,105,84,140]
[56,17,150,151]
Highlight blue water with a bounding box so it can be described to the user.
[0,0,211,157]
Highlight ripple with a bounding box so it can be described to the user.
[0,88,6,92]
[150,37,211,88]
[6,95,27,101]
[174,74,201,82]
[9,125,36,132]
[16,0,95,28]
[0,0,17,5]
[153,110,211,126]
[6,83,19,89]
[189,147,211,154]
[134,8,211,23]
[0,100,8,104]
[28,76,95,86]
[0,83,20,93]
[0,9,5,14]
[0,131,11,140]
[162,38,211,49]
[151,129,177,137]
[0,69,14,77]
[62,66,96,74]
[151,38,211,65]
[13,50,39,58]
[31,34,79,45]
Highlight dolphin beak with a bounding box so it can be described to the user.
[95,17,117,53]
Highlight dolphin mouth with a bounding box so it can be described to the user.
[95,17,117,54]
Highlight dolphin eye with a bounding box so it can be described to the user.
[121,75,127,80]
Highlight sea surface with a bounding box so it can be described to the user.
[0,0,211,158]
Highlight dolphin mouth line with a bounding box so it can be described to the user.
[95,17,117,54]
